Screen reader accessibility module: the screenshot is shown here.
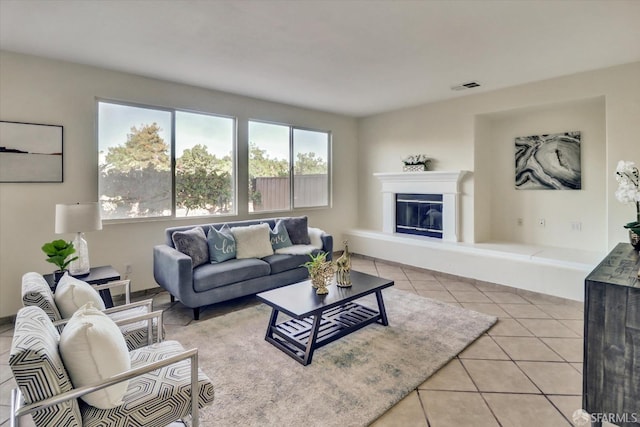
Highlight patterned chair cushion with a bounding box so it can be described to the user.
[21,272,62,322]
[9,306,82,427]
[82,340,215,427]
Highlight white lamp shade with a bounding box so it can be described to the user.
[55,202,103,234]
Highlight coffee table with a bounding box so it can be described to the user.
[256,270,394,365]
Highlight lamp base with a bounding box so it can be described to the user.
[69,232,90,276]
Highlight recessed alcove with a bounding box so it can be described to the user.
[474,96,607,252]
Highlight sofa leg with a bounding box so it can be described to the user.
[170,294,175,303]
[193,307,200,321]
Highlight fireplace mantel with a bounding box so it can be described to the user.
[374,170,468,242]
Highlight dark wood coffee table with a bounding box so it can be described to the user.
[256,270,394,365]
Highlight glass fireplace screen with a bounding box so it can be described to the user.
[395,193,443,238]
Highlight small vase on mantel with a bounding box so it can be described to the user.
[629,230,640,251]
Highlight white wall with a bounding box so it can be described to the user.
[477,97,607,251]
[0,51,359,318]
[357,62,640,252]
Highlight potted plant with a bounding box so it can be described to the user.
[302,252,333,295]
[41,239,78,283]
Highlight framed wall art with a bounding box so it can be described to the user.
[0,120,63,183]
[515,131,581,190]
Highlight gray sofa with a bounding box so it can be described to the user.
[153,217,333,320]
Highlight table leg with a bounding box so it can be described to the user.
[375,290,389,326]
[303,314,322,365]
[265,308,279,340]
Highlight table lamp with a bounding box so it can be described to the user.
[55,202,103,276]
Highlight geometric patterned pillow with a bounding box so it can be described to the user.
[9,306,82,427]
[21,272,62,322]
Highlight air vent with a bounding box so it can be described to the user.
[451,81,481,91]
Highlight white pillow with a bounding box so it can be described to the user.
[231,223,274,259]
[59,303,131,409]
[54,273,106,318]
[308,227,325,249]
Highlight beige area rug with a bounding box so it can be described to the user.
[167,288,497,427]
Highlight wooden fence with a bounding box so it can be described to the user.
[253,174,328,211]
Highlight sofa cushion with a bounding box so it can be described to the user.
[231,223,274,259]
[59,303,131,409]
[193,258,271,292]
[172,226,209,268]
[269,219,293,250]
[55,273,106,318]
[207,224,236,263]
[262,253,317,275]
[283,216,311,245]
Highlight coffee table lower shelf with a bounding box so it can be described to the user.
[265,301,385,365]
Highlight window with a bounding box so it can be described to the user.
[98,101,236,220]
[248,121,330,212]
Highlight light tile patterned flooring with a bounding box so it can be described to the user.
[0,255,619,426]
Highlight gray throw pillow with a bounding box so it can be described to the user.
[270,220,293,250]
[283,216,310,245]
[208,224,236,263]
[171,227,209,268]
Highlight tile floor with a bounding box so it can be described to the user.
[0,255,620,426]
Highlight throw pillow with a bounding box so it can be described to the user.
[208,224,236,263]
[308,227,325,249]
[59,303,131,409]
[269,220,293,250]
[172,226,209,268]
[283,216,311,245]
[54,273,106,318]
[231,223,274,259]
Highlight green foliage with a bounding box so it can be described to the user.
[294,152,327,175]
[100,165,171,218]
[176,144,232,215]
[104,123,170,172]
[41,239,78,271]
[301,251,328,271]
[248,142,289,178]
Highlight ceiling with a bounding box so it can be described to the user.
[1,0,639,117]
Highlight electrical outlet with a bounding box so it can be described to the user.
[517,218,523,226]
[571,221,582,231]
[538,218,546,227]
[125,264,133,274]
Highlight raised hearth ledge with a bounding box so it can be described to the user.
[343,229,606,301]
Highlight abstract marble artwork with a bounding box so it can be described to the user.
[515,131,581,190]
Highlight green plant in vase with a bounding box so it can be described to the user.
[42,239,78,282]
[302,251,333,294]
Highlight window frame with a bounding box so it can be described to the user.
[247,119,332,214]
[97,98,238,223]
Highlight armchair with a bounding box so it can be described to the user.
[21,272,161,350]
[9,305,214,427]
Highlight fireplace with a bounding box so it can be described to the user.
[374,170,467,242]
[396,193,443,238]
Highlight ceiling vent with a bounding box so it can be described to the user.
[451,81,481,91]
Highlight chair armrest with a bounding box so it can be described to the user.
[52,300,155,331]
[112,310,164,346]
[12,347,201,426]
[94,280,131,304]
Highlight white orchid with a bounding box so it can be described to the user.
[615,160,640,230]
[402,154,431,165]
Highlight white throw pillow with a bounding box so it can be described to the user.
[54,273,106,318]
[59,303,131,409]
[308,227,325,249]
[231,223,274,259]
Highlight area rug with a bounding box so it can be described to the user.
[168,288,496,426]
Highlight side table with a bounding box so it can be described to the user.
[44,265,120,308]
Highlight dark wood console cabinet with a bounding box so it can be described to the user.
[584,243,639,427]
